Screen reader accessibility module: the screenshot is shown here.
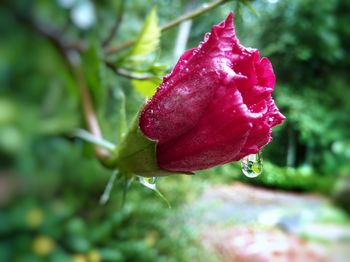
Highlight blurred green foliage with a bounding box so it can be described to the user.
[247,0,350,175]
[1,0,350,261]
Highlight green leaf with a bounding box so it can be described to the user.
[241,0,259,17]
[117,8,163,73]
[131,78,161,98]
[235,0,242,21]
[130,7,161,59]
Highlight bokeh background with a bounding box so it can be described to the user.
[1,0,350,261]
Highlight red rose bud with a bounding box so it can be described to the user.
[139,12,285,173]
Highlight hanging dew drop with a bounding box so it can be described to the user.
[139,177,157,190]
[138,176,170,207]
[145,177,157,184]
[241,152,263,178]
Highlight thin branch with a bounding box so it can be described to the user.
[106,62,157,80]
[73,65,113,162]
[69,60,116,168]
[13,11,85,54]
[116,68,157,80]
[104,0,229,54]
[102,1,125,47]
[161,0,227,31]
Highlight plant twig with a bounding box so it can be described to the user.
[73,65,113,162]
[102,2,125,47]
[13,11,85,55]
[115,68,157,80]
[104,0,229,54]
[106,62,157,80]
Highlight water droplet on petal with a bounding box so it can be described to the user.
[268,116,274,125]
[241,152,263,178]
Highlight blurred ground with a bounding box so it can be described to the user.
[183,183,350,262]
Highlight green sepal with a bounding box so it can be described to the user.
[99,170,119,205]
[113,115,183,177]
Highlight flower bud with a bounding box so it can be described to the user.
[139,12,285,173]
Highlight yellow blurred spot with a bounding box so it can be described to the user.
[32,235,55,256]
[26,208,44,228]
[144,230,159,247]
[72,254,88,262]
[87,250,101,262]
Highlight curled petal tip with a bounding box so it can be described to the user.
[226,12,234,23]
[219,12,235,31]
